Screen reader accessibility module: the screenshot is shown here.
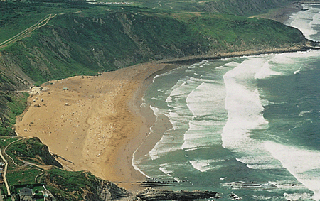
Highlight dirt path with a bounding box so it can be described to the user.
[0,149,10,196]
[0,14,56,49]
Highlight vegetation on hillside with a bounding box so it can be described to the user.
[184,13,305,51]
[42,168,128,200]
[0,137,127,200]
[0,93,28,136]
[6,137,63,167]
[0,3,306,86]
[122,0,297,15]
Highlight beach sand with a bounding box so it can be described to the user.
[15,62,176,191]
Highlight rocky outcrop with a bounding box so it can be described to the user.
[86,180,129,201]
[135,188,220,201]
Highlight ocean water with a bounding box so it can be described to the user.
[133,5,320,201]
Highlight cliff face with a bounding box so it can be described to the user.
[0,12,208,89]
[0,9,305,88]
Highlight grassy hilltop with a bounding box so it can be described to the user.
[0,0,311,199]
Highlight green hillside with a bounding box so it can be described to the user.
[109,0,296,15]
[0,137,128,200]
[0,3,305,85]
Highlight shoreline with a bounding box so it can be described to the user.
[162,45,320,65]
[108,63,178,191]
[15,61,178,192]
[14,44,320,193]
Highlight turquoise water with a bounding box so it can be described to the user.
[134,5,320,201]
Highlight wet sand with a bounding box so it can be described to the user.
[15,62,176,191]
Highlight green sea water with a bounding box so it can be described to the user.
[134,4,320,200]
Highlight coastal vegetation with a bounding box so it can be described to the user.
[6,137,63,167]
[110,0,297,15]
[42,168,128,200]
[0,137,128,200]
[0,0,315,199]
[0,93,28,136]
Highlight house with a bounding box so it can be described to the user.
[18,187,34,201]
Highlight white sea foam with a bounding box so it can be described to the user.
[149,134,182,160]
[255,61,282,79]
[148,60,233,162]
[132,151,151,178]
[224,61,241,67]
[221,57,287,170]
[294,69,301,74]
[222,61,268,148]
[153,74,161,81]
[265,141,320,201]
[187,61,208,69]
[148,75,200,160]
[284,192,313,201]
[147,104,183,160]
[269,51,318,71]
[299,110,313,116]
[165,96,172,103]
[222,57,283,140]
[287,5,320,40]
[189,159,223,172]
[288,5,317,39]
[150,105,161,117]
[159,163,174,176]
[181,121,222,150]
[181,68,229,151]
[186,82,225,117]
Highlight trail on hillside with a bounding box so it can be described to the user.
[0,14,56,49]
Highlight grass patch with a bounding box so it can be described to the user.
[0,93,29,136]
[6,137,62,167]
[7,166,43,186]
[42,168,128,200]
[0,137,19,148]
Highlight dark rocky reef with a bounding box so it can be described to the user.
[135,188,220,201]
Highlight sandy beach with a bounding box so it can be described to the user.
[14,43,313,192]
[15,62,176,191]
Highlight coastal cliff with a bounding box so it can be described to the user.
[0,5,307,87]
